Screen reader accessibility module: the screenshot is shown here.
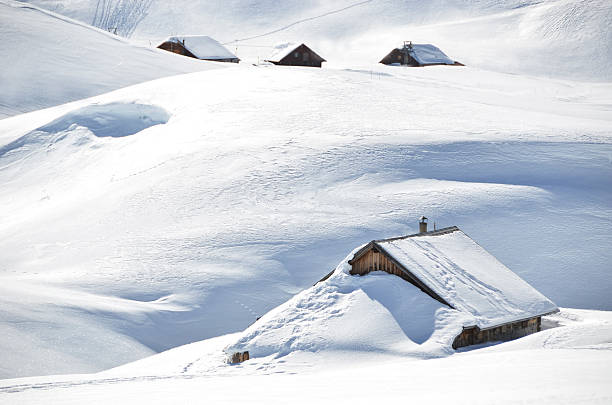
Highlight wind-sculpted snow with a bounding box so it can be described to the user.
[224,261,471,360]
[0,103,169,170]
[38,103,170,138]
[0,65,610,378]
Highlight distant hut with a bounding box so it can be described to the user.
[265,43,326,68]
[157,35,239,63]
[380,41,463,67]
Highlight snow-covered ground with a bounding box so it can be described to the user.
[1,1,611,402]
[0,0,216,118]
[1,61,611,379]
[0,308,610,404]
[20,0,612,81]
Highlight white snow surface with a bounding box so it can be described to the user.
[160,35,238,60]
[377,229,558,329]
[0,308,611,404]
[0,0,217,118]
[19,0,612,81]
[0,61,611,378]
[1,0,612,382]
[408,43,456,65]
[224,256,468,360]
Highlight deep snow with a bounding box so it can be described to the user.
[0,62,610,378]
[19,0,612,81]
[0,308,610,404]
[1,0,612,385]
[0,0,216,118]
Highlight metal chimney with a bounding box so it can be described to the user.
[419,216,428,233]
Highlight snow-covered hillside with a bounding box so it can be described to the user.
[1,58,611,379]
[20,0,612,81]
[0,0,216,118]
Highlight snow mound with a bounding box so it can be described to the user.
[225,254,472,360]
[0,102,169,165]
[38,103,170,138]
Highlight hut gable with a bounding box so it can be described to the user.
[380,42,462,66]
[265,43,326,68]
[157,35,239,63]
[349,226,558,331]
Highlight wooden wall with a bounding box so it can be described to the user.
[452,317,541,349]
[157,41,197,59]
[275,44,324,68]
[350,249,404,277]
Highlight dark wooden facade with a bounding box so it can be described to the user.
[267,44,326,68]
[380,48,421,66]
[346,227,547,350]
[157,41,239,63]
[453,317,541,349]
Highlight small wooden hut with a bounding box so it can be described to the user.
[265,43,326,68]
[336,218,557,349]
[157,35,239,63]
[380,41,463,67]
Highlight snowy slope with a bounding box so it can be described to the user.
[0,0,218,118]
[20,0,612,81]
[0,61,611,378]
[0,308,611,404]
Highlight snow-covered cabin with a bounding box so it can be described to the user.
[265,43,326,68]
[347,221,557,349]
[157,35,239,63]
[379,42,463,67]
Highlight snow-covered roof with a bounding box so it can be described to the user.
[266,42,325,63]
[160,35,237,60]
[405,44,455,65]
[266,42,300,63]
[361,227,558,329]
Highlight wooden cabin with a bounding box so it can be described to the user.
[380,42,463,67]
[157,35,239,63]
[265,43,326,68]
[343,218,557,349]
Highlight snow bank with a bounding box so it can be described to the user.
[224,252,472,360]
[38,103,170,138]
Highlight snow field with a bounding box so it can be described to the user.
[0,0,219,118]
[0,309,610,404]
[0,62,611,377]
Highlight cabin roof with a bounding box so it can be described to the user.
[349,227,558,329]
[266,42,326,63]
[398,43,455,65]
[159,35,238,60]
